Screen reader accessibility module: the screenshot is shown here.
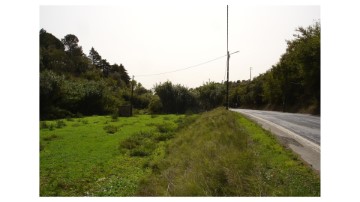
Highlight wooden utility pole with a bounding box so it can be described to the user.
[250,67,252,81]
[130,75,134,116]
[226,5,230,110]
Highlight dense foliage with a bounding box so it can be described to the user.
[40,29,134,119]
[152,22,320,114]
[40,21,320,118]
[229,22,320,114]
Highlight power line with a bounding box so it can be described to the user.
[134,51,239,77]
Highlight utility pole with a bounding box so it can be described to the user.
[130,75,134,116]
[250,67,252,81]
[226,5,230,110]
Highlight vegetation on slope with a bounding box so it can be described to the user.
[138,108,320,196]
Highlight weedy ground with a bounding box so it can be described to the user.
[138,108,320,196]
[40,108,320,196]
[40,114,189,196]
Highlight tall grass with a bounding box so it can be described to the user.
[138,107,320,196]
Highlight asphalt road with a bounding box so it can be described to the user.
[232,109,320,145]
[230,108,321,171]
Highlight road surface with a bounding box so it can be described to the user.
[230,108,320,172]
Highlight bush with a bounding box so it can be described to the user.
[56,120,66,128]
[66,117,74,122]
[156,123,174,133]
[154,81,197,114]
[148,95,163,114]
[120,138,140,150]
[103,125,118,134]
[111,112,119,122]
[40,121,48,129]
[154,132,174,142]
[76,112,83,118]
[130,148,151,157]
[40,142,45,151]
[42,134,59,141]
[49,124,55,131]
[119,131,157,157]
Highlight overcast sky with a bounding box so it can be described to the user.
[40,5,319,89]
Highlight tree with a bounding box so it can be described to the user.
[148,95,163,114]
[39,29,150,118]
[196,82,225,110]
[61,34,83,56]
[118,64,131,86]
[40,29,67,72]
[154,81,197,114]
[231,21,320,114]
[99,59,111,77]
[40,29,64,50]
[290,21,321,112]
[88,47,102,67]
[40,70,66,119]
[109,63,131,87]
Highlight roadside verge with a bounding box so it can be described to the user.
[231,109,320,172]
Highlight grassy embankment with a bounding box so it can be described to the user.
[40,108,320,196]
[138,108,320,196]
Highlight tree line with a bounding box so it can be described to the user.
[40,29,139,119]
[228,21,320,114]
[40,21,320,120]
[149,22,320,115]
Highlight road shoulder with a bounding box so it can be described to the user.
[232,109,320,172]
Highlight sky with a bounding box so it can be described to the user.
[39,4,320,89]
[40,5,319,89]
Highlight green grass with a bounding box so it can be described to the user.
[40,114,187,196]
[40,108,320,196]
[138,107,320,196]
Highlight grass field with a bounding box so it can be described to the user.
[40,114,188,196]
[138,108,320,196]
[40,108,320,196]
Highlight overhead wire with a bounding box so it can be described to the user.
[134,51,239,77]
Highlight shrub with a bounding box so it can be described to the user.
[40,142,45,151]
[49,124,55,131]
[154,132,174,142]
[130,148,150,157]
[103,125,118,134]
[76,112,83,118]
[66,117,74,122]
[119,131,157,156]
[72,123,81,127]
[42,134,59,141]
[120,138,140,150]
[56,120,66,128]
[40,121,48,129]
[148,95,163,114]
[111,112,119,122]
[155,122,177,134]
